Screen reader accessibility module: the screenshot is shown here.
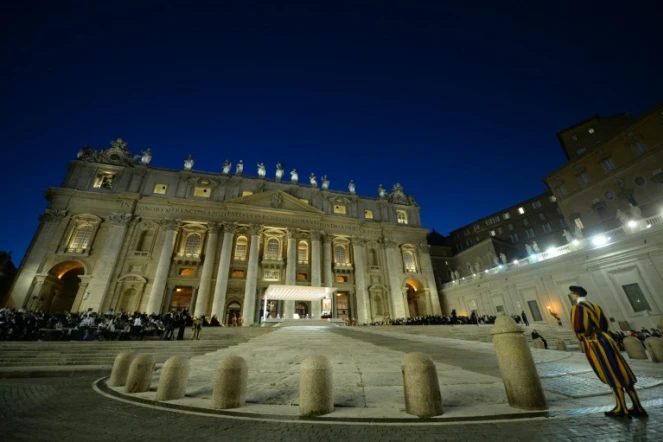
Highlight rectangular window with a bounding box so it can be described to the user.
[334,205,347,214]
[153,184,167,194]
[555,185,568,196]
[194,187,211,198]
[93,171,116,189]
[527,300,543,322]
[297,273,308,281]
[497,227,503,234]
[231,269,245,278]
[588,128,595,134]
[526,228,535,238]
[542,223,552,233]
[532,200,542,209]
[503,212,511,220]
[508,223,514,231]
[242,190,253,197]
[574,218,584,229]
[518,207,525,214]
[490,230,496,236]
[396,210,408,224]
[632,141,647,155]
[522,218,529,226]
[509,233,519,243]
[179,268,195,276]
[336,275,348,283]
[601,158,616,172]
[364,209,373,219]
[299,198,309,205]
[622,283,651,313]
[263,269,280,281]
[474,224,481,231]
[538,213,546,221]
[577,172,589,184]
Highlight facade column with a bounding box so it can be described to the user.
[211,222,236,319]
[8,209,68,309]
[382,239,407,318]
[82,213,136,312]
[193,223,221,316]
[189,286,199,314]
[283,227,297,318]
[351,236,370,324]
[241,224,263,326]
[418,243,443,315]
[163,286,176,312]
[146,219,180,314]
[322,233,334,287]
[71,275,92,312]
[310,230,322,318]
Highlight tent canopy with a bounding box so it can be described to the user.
[264,285,337,301]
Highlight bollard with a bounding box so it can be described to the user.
[401,352,443,418]
[490,313,547,410]
[107,351,137,387]
[555,339,567,351]
[299,355,334,417]
[125,354,155,394]
[644,337,663,363]
[623,337,648,360]
[156,356,191,401]
[532,338,546,349]
[212,356,248,409]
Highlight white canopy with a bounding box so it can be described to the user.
[264,285,337,301]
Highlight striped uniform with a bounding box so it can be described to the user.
[571,300,637,389]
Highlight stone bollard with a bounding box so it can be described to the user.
[623,337,648,360]
[490,313,547,410]
[125,354,155,394]
[299,355,334,417]
[532,338,546,349]
[212,356,248,409]
[156,356,191,401]
[555,339,568,351]
[644,337,663,363]
[108,351,137,387]
[401,352,443,418]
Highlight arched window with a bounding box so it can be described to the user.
[184,234,201,256]
[335,245,346,264]
[69,225,93,252]
[136,230,148,251]
[234,236,248,261]
[403,250,416,272]
[265,238,280,260]
[298,241,308,264]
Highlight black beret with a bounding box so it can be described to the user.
[569,286,587,296]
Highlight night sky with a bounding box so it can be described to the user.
[2,1,662,265]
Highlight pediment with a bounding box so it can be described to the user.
[226,190,324,215]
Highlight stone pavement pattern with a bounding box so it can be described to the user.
[2,376,662,442]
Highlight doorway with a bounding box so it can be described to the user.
[226,301,242,326]
[169,287,193,312]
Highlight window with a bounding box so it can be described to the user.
[542,223,552,233]
[571,134,578,141]
[297,241,308,264]
[497,227,503,234]
[605,190,614,200]
[509,233,519,243]
[364,209,373,219]
[335,245,347,264]
[633,176,645,187]
[263,269,280,281]
[555,185,568,197]
[336,275,347,283]
[403,250,416,272]
[184,234,201,256]
[153,184,167,194]
[490,230,496,236]
[179,268,194,276]
[538,213,546,221]
[560,219,568,228]
[574,218,584,229]
[622,283,651,313]
[231,269,245,278]
[532,200,542,209]
[297,273,308,281]
[234,236,248,260]
[265,238,279,260]
[600,158,616,172]
[69,225,93,252]
[503,212,511,220]
[632,141,647,155]
[549,195,556,203]
[518,207,525,214]
[556,207,563,215]
[242,190,253,197]
[194,187,211,198]
[93,171,116,189]
[525,228,535,238]
[588,128,595,134]
[396,210,408,224]
[334,205,346,215]
[527,300,543,322]
[522,218,529,226]
[474,224,481,231]
[508,223,514,231]
[577,172,589,184]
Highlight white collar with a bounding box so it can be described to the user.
[577,296,587,304]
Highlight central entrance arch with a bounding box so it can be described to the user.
[42,261,85,312]
[404,277,426,317]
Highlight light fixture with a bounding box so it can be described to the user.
[513,260,519,264]
[572,240,579,246]
[591,235,608,246]
[647,224,652,229]
[498,265,503,269]
[628,220,637,228]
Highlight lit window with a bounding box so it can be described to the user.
[518,207,525,214]
[334,205,346,214]
[364,209,373,219]
[179,268,195,276]
[242,190,253,197]
[297,273,307,281]
[600,158,616,172]
[396,210,408,224]
[403,250,416,272]
[574,218,584,229]
[265,238,279,260]
[184,234,201,256]
[234,236,248,260]
[297,241,308,264]
[194,187,211,197]
[335,245,346,264]
[490,230,496,236]
[299,198,309,205]
[93,171,116,189]
[231,269,245,278]
[336,275,347,283]
[549,195,556,203]
[503,212,511,220]
[153,184,167,194]
[588,128,595,134]
[69,225,93,252]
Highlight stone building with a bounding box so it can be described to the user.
[544,102,663,236]
[6,139,441,325]
[0,251,17,306]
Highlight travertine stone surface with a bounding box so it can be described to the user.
[125,354,155,394]
[533,338,546,349]
[156,356,191,401]
[624,337,648,360]
[401,352,443,418]
[645,337,663,362]
[299,355,334,416]
[555,339,568,351]
[212,356,248,409]
[108,351,137,387]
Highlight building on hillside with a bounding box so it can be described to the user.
[446,191,567,261]
[544,102,663,237]
[7,139,441,325]
[0,251,17,306]
[556,112,632,161]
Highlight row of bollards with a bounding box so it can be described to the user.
[624,336,663,362]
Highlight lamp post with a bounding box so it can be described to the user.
[547,305,562,327]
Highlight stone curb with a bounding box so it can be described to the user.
[0,365,113,379]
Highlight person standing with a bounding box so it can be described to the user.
[521,310,529,326]
[569,285,647,418]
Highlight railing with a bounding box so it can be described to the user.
[442,213,662,290]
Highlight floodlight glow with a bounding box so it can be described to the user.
[628,220,637,228]
[572,240,579,246]
[513,260,519,264]
[591,235,608,246]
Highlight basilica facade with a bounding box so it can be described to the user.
[8,139,441,325]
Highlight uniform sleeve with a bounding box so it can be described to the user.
[571,304,587,338]
[597,305,610,332]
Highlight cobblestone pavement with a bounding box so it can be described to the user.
[2,376,661,442]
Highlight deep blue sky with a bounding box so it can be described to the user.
[2,0,662,265]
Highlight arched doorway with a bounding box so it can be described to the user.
[295,302,308,317]
[405,277,426,318]
[44,261,85,312]
[226,301,242,326]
